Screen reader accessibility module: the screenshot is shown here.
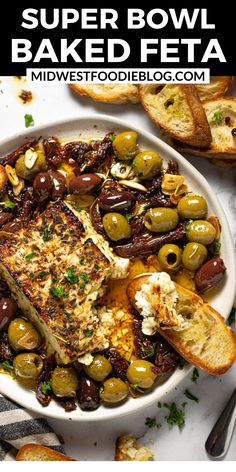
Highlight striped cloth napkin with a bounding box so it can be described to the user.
[0,393,64,460]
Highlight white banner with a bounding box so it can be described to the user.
[26,68,210,84]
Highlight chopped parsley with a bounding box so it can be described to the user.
[36,271,50,280]
[4,200,16,209]
[131,384,140,390]
[227,307,236,326]
[163,402,185,428]
[212,111,222,124]
[80,283,86,291]
[24,113,34,128]
[50,285,68,298]
[79,258,85,265]
[42,224,52,242]
[72,204,82,212]
[25,252,36,261]
[99,385,105,394]
[109,134,116,143]
[1,360,13,372]
[81,272,89,283]
[191,367,199,384]
[185,219,193,232]
[133,159,138,167]
[125,213,133,223]
[213,241,221,254]
[84,329,93,337]
[65,311,72,320]
[64,267,79,284]
[184,389,199,403]
[145,417,161,429]
[41,380,52,395]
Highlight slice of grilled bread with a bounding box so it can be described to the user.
[127,274,236,375]
[69,84,140,104]
[196,77,233,102]
[16,444,75,461]
[140,84,212,148]
[172,97,236,159]
[115,434,154,461]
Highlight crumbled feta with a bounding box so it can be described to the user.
[135,272,185,335]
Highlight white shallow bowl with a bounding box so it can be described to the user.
[0,114,235,421]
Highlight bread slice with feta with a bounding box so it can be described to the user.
[115,434,154,461]
[139,84,212,148]
[69,84,140,104]
[172,97,236,160]
[127,273,236,375]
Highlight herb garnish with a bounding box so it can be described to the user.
[42,224,52,242]
[184,389,199,403]
[213,241,221,255]
[24,113,34,128]
[109,134,116,143]
[1,360,14,372]
[64,267,79,284]
[65,311,72,320]
[85,329,93,337]
[191,367,199,384]
[72,204,82,212]
[4,200,16,209]
[25,252,36,261]
[81,272,88,283]
[163,402,185,428]
[185,220,193,232]
[145,417,161,429]
[50,285,68,298]
[34,271,50,281]
[125,213,133,223]
[99,386,105,394]
[227,307,236,326]
[212,111,222,124]
[79,258,85,265]
[41,380,52,395]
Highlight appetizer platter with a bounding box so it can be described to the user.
[0,115,235,421]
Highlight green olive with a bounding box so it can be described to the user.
[127,360,157,389]
[177,195,207,219]
[102,212,131,241]
[84,355,112,382]
[15,150,47,180]
[113,132,138,161]
[133,151,162,180]
[51,366,78,398]
[186,220,216,245]
[100,377,128,404]
[144,208,179,233]
[157,244,182,270]
[13,353,43,379]
[8,318,41,351]
[182,242,207,271]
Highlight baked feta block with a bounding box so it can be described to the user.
[0,201,127,363]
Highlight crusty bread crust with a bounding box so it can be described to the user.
[140,84,211,148]
[16,444,75,461]
[69,84,140,104]
[127,274,236,375]
[196,77,233,102]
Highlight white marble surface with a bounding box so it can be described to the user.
[0,77,235,461]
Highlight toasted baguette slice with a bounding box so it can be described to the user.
[69,84,140,104]
[196,76,233,102]
[139,84,212,148]
[16,444,75,461]
[127,274,236,375]
[172,97,236,159]
[115,434,154,461]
